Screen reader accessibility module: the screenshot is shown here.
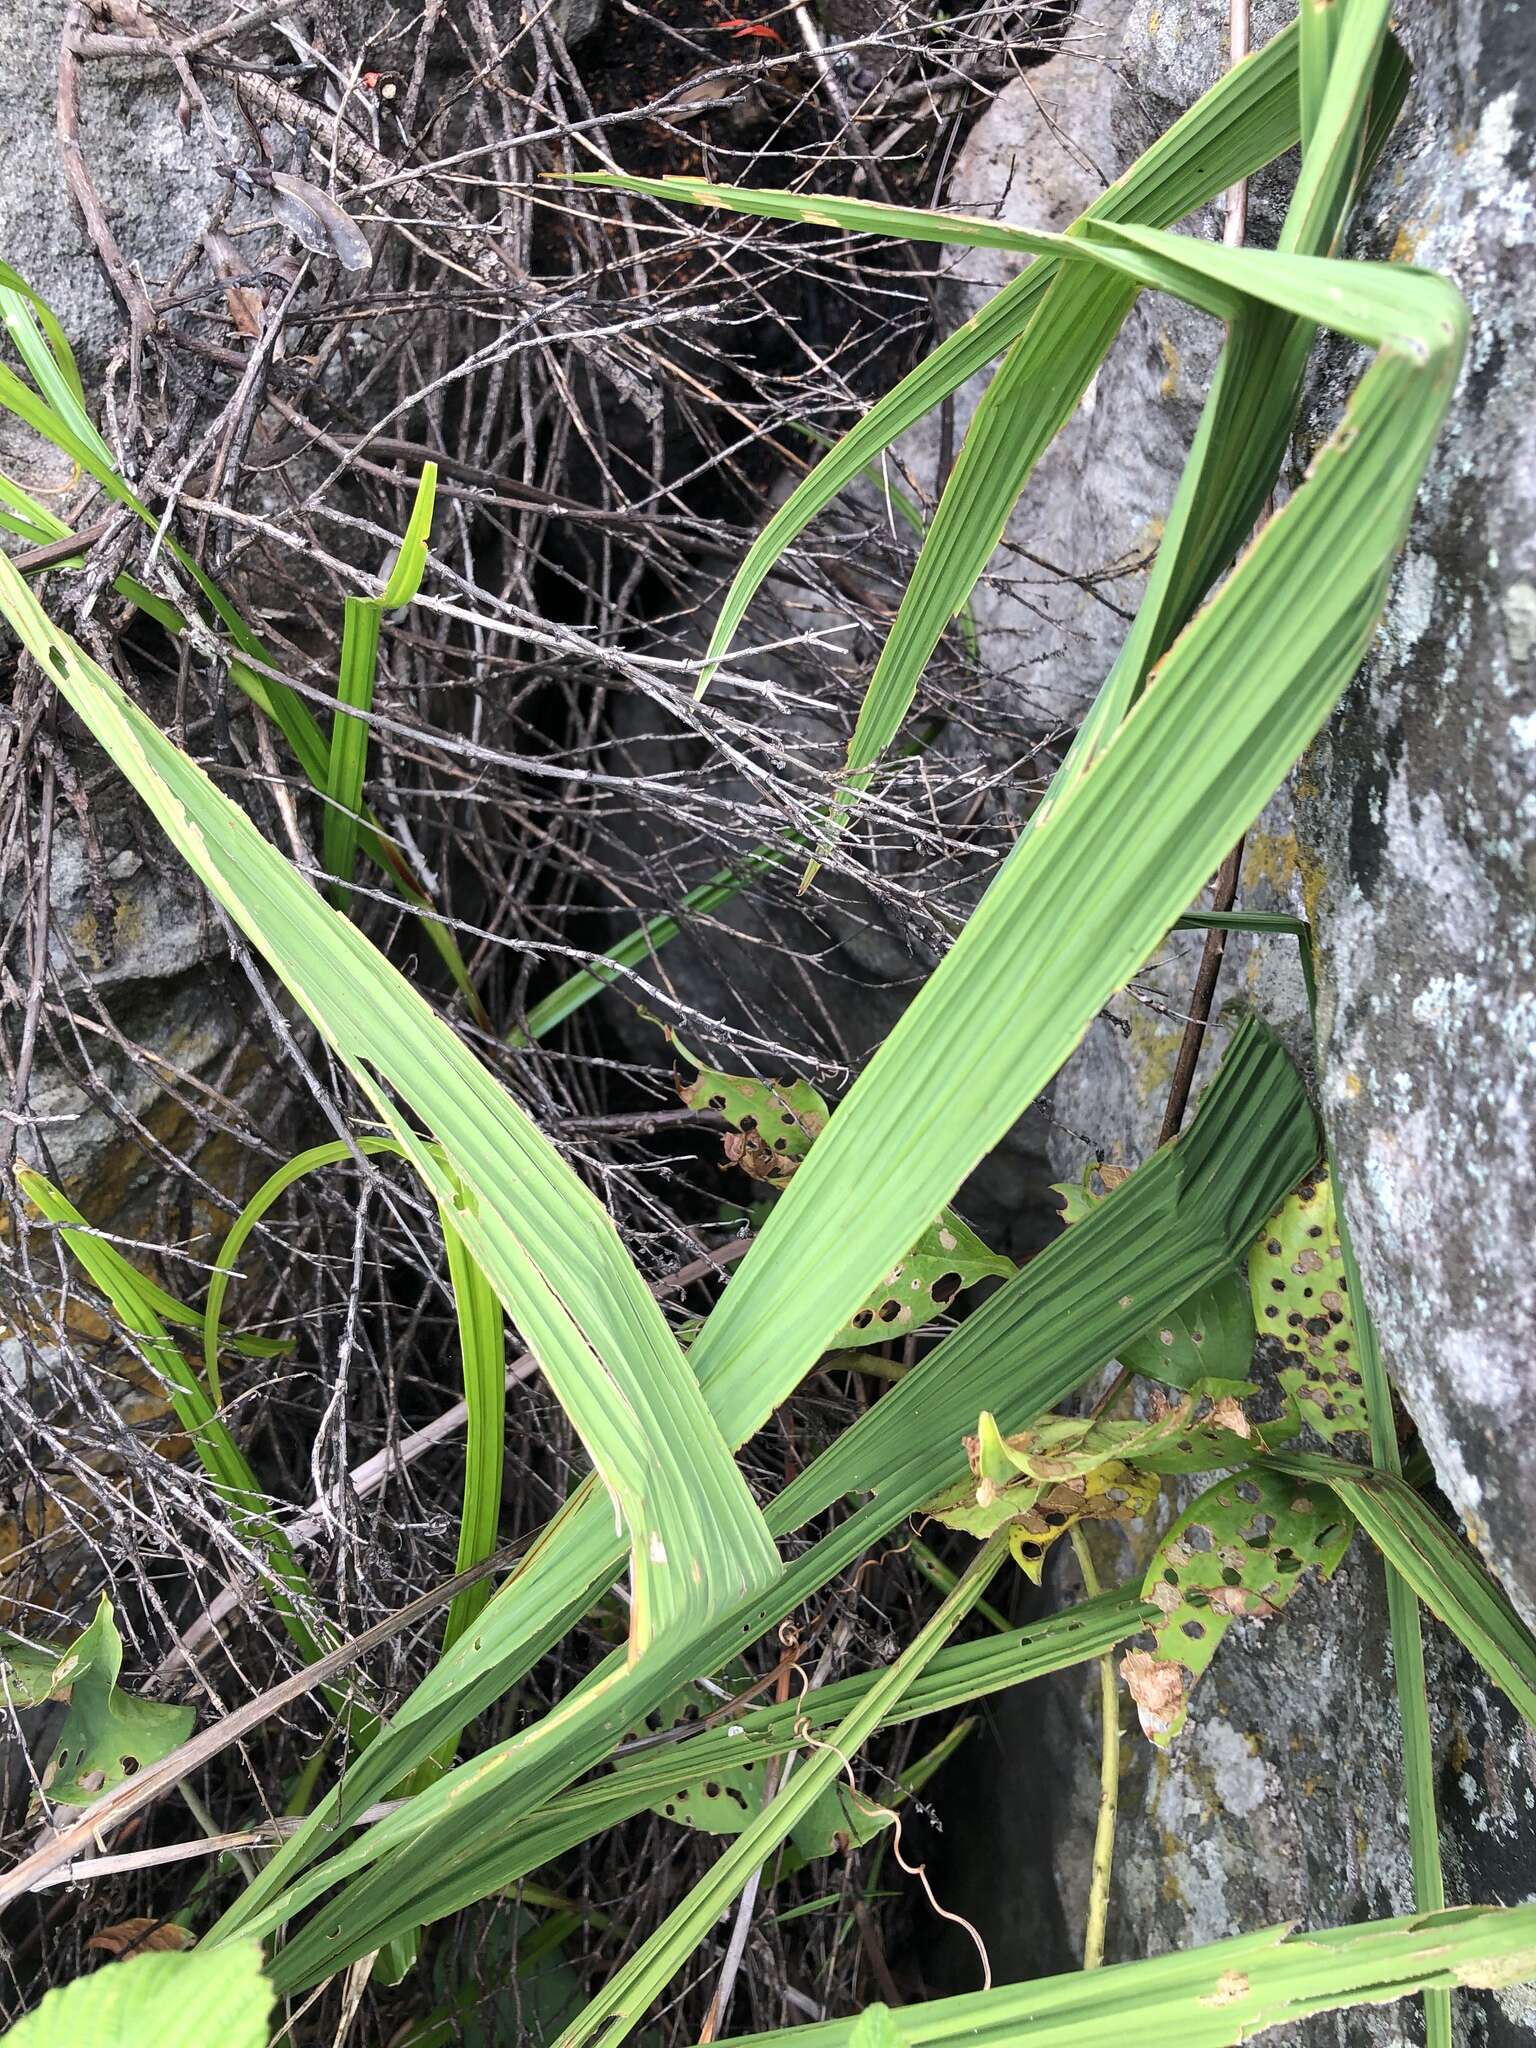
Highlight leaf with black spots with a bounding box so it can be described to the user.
[676,1049,828,1188]
[829,1208,1013,1351]
[1248,1169,1366,1438]
[1128,1467,1353,1745]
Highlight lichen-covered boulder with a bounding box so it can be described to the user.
[1297,1,1536,1630]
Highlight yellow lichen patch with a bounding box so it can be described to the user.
[1157,330,1181,400]
[1389,222,1425,264]
[1124,994,1183,1104]
[1241,830,1300,897]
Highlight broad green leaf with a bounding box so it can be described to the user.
[1,1939,272,2048]
[1249,1168,1367,1438]
[1127,1467,1354,1746]
[37,1597,195,1807]
[694,1904,1536,2048]
[1119,1273,1257,1394]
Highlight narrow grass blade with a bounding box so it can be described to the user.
[15,1168,336,1676]
[506,840,795,1046]
[0,291,483,1014]
[569,17,1308,700]
[323,464,437,902]
[1273,1452,1536,1731]
[439,1216,504,1649]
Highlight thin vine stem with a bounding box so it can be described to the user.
[1069,1525,1119,1971]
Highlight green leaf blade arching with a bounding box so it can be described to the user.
[0,554,780,1661]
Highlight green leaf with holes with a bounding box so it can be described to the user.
[638,1679,770,1838]
[1249,1168,1366,1437]
[1126,1467,1354,1747]
[38,1596,195,1807]
[676,1048,829,1189]
[681,1041,1012,1345]
[830,1207,1014,1351]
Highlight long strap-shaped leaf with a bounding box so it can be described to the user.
[0,553,779,1656]
[595,19,1311,700]
[230,1024,1313,1978]
[577,14,1403,859]
[709,1904,1536,2048]
[675,245,1463,1451]
[1271,1451,1536,1730]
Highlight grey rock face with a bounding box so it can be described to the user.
[1297,3,1536,1629]
[0,0,225,377]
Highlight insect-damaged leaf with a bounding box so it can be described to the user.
[682,1046,1012,1341]
[1125,1466,1354,1746]
[973,1399,1258,1485]
[925,1414,1160,1585]
[829,1208,1013,1351]
[1054,1165,1256,1393]
[1248,1168,1366,1438]
[677,1053,829,1189]
[37,1595,195,1806]
[636,1678,770,1837]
